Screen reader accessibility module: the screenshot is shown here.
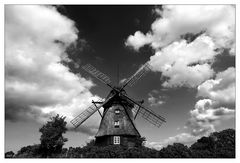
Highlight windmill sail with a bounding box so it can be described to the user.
[137,107,165,127]
[70,95,114,128]
[121,62,151,89]
[70,104,101,128]
[82,64,113,87]
[122,93,166,127]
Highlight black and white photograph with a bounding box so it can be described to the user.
[3,2,237,159]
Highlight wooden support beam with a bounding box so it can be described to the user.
[92,100,103,118]
[134,106,141,120]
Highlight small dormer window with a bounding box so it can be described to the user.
[114,121,119,128]
[115,109,120,114]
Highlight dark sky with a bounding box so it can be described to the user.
[61,5,156,75]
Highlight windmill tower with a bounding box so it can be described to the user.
[70,63,166,147]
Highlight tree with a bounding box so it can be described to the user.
[212,129,235,158]
[39,114,68,157]
[5,151,15,158]
[158,143,191,158]
[85,139,96,147]
[190,129,235,158]
[190,136,215,158]
[136,137,146,147]
[14,144,41,158]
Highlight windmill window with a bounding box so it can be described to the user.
[113,136,120,144]
[114,121,120,128]
[115,109,120,114]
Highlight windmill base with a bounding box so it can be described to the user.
[95,135,141,148]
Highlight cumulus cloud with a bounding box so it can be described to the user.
[149,35,216,87]
[148,90,165,106]
[183,67,235,137]
[197,67,235,107]
[187,99,234,136]
[184,67,235,136]
[126,5,235,88]
[125,31,152,51]
[5,5,101,135]
[126,5,235,52]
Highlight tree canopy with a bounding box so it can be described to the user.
[39,114,68,157]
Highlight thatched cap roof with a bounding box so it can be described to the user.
[96,103,140,137]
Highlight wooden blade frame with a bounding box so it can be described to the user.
[122,93,166,127]
[70,104,101,128]
[70,96,113,128]
[121,62,151,89]
[82,64,113,87]
[137,107,165,127]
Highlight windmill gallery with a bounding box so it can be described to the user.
[70,63,166,148]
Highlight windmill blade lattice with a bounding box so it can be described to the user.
[121,62,151,89]
[122,93,166,127]
[132,104,139,117]
[137,107,165,127]
[70,104,102,128]
[70,92,116,128]
[82,64,113,87]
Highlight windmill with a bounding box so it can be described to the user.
[70,63,166,147]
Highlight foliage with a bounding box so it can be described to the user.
[80,145,158,158]
[85,139,96,147]
[14,144,41,158]
[190,128,235,158]
[5,151,15,158]
[11,127,235,158]
[136,136,146,147]
[39,114,68,157]
[158,143,191,158]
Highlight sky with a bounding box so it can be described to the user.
[5,5,236,152]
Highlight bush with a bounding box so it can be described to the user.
[5,151,15,158]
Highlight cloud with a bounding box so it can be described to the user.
[148,35,216,87]
[5,5,101,135]
[125,5,235,88]
[126,5,235,52]
[125,31,152,51]
[197,67,235,107]
[147,97,234,150]
[187,99,234,136]
[145,133,198,150]
[148,90,165,106]
[186,67,235,136]
[185,68,235,136]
